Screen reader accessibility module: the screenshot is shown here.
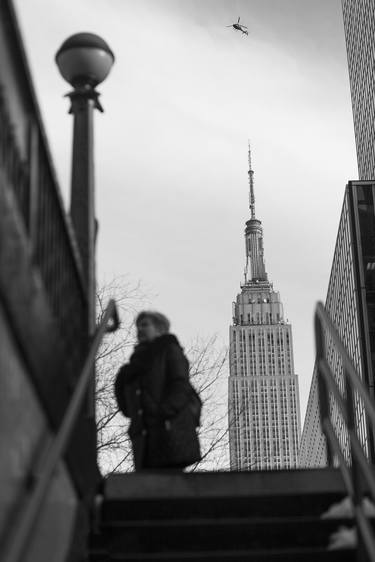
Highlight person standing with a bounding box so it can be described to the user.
[114,311,201,471]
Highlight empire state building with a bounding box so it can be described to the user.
[228,145,301,471]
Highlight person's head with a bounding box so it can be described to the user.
[136,311,170,343]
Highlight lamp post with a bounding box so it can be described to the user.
[55,33,114,339]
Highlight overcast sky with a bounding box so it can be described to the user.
[14,0,357,423]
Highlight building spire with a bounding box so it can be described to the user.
[244,142,268,283]
[248,140,256,219]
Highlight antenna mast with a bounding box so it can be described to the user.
[248,140,255,219]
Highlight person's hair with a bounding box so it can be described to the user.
[136,311,170,334]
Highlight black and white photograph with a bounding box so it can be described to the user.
[1,1,375,560]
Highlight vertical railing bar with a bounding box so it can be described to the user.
[315,309,334,465]
[316,304,375,426]
[322,418,354,497]
[315,301,375,562]
[351,433,375,501]
[28,120,39,251]
[340,328,363,559]
[355,507,375,562]
[319,359,349,423]
[346,367,364,509]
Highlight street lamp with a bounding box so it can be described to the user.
[55,32,114,337]
[55,32,114,89]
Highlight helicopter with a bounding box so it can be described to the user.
[227,16,248,36]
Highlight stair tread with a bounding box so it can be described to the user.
[90,470,362,561]
[91,516,358,555]
[102,494,347,521]
[98,515,356,528]
[105,469,347,502]
[90,545,355,561]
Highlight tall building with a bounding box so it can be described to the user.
[301,3,375,467]
[300,181,375,467]
[342,0,375,179]
[228,146,301,471]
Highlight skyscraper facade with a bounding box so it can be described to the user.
[228,147,301,471]
[342,0,375,179]
[300,181,375,467]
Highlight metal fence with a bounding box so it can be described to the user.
[0,86,88,374]
[316,301,375,560]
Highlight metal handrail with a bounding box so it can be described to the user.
[3,299,119,562]
[315,301,375,561]
[316,304,375,428]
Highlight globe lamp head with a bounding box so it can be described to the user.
[55,32,114,88]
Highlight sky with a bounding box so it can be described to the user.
[14,0,357,424]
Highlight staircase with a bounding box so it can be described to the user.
[90,468,356,561]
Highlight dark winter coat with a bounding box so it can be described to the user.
[114,334,201,470]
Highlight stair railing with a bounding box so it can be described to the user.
[3,298,119,562]
[315,301,375,560]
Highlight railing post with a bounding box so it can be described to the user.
[315,305,334,466]
[28,119,39,250]
[345,366,366,562]
[346,370,362,493]
[314,301,375,562]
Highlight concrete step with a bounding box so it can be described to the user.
[105,469,346,501]
[92,516,356,553]
[89,545,356,561]
[103,469,347,521]
[103,493,346,521]
[90,469,356,562]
